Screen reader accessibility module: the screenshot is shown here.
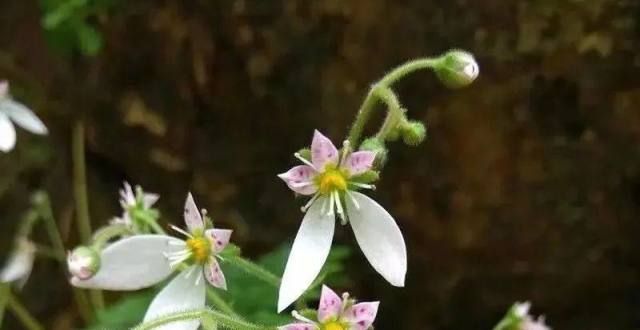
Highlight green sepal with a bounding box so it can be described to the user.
[297,148,311,161]
[350,170,380,184]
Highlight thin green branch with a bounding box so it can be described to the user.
[132,308,275,330]
[71,120,104,311]
[91,224,132,250]
[347,57,440,146]
[6,292,44,330]
[222,256,280,288]
[205,287,239,319]
[35,192,93,323]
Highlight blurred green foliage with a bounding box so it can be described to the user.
[39,0,114,56]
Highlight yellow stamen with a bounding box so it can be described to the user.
[186,237,210,264]
[316,169,348,195]
[322,321,346,330]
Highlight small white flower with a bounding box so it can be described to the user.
[511,301,551,330]
[0,80,48,152]
[143,193,232,330]
[279,285,379,330]
[0,238,36,288]
[277,130,407,312]
[111,181,159,229]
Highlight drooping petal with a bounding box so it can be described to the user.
[345,192,407,287]
[183,193,204,231]
[311,130,339,170]
[278,165,318,195]
[143,266,206,330]
[343,301,380,330]
[342,151,376,176]
[317,285,342,322]
[277,197,335,312]
[205,228,232,252]
[204,259,227,290]
[1,100,47,135]
[0,112,16,152]
[278,323,318,330]
[71,235,182,290]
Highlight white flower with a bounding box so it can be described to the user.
[277,130,407,312]
[279,285,379,330]
[0,80,48,152]
[0,238,36,288]
[111,181,160,230]
[142,193,232,330]
[512,301,551,330]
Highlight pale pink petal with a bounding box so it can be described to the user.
[205,228,232,252]
[143,193,159,208]
[317,285,342,322]
[278,165,318,195]
[278,323,317,330]
[343,302,379,330]
[342,151,376,176]
[204,259,227,290]
[311,130,339,170]
[183,192,204,231]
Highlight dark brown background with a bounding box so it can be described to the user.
[1,1,640,329]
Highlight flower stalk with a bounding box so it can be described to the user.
[6,292,44,330]
[222,255,281,288]
[71,120,105,311]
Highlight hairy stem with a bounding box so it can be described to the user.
[205,287,239,319]
[6,292,44,330]
[132,308,275,330]
[222,256,281,288]
[347,57,440,146]
[72,120,104,311]
[91,224,132,250]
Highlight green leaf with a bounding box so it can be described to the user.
[85,290,156,330]
[77,24,103,56]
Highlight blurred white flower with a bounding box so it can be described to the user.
[0,238,36,288]
[0,80,48,152]
[277,130,407,312]
[111,181,160,232]
[512,301,551,330]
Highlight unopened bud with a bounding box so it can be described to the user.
[434,50,479,88]
[67,246,100,280]
[400,121,427,146]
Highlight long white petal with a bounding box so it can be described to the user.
[1,100,47,135]
[346,192,407,287]
[278,197,335,312]
[143,266,205,330]
[71,235,182,290]
[0,112,16,152]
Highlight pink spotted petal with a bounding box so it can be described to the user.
[278,165,318,195]
[205,228,232,252]
[183,192,204,231]
[317,285,342,322]
[278,323,318,330]
[344,302,380,330]
[342,151,376,176]
[204,259,227,290]
[311,130,339,170]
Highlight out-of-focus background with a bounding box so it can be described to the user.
[1,0,640,329]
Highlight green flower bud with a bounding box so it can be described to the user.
[67,246,100,280]
[434,50,479,89]
[359,137,388,167]
[400,121,427,146]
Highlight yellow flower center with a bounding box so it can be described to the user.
[316,168,348,195]
[186,236,210,264]
[322,321,346,330]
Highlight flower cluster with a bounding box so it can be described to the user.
[111,181,160,232]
